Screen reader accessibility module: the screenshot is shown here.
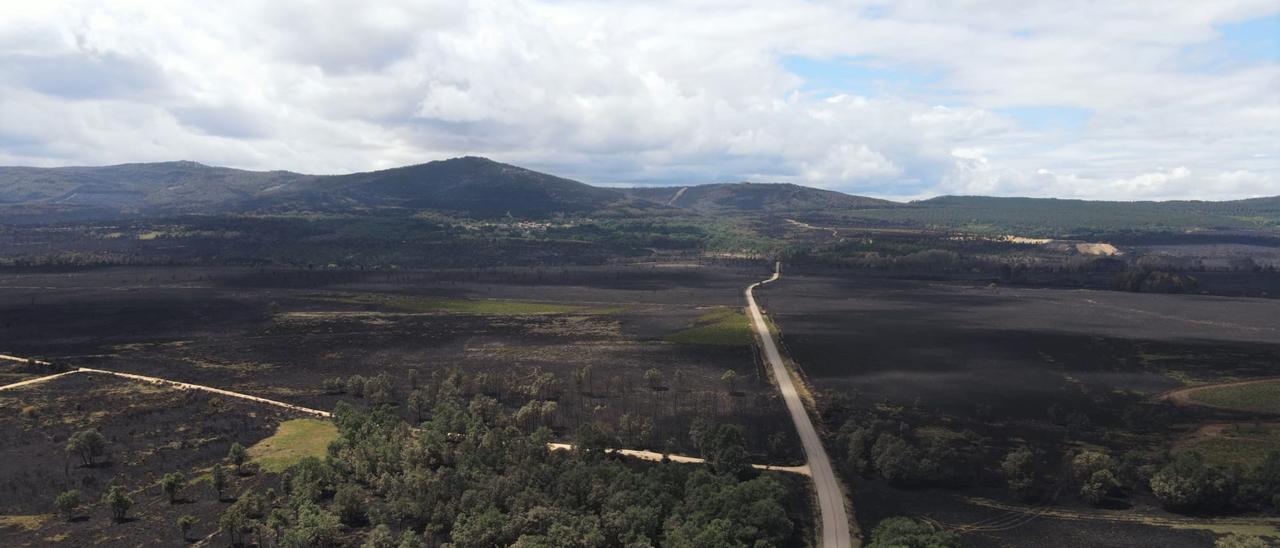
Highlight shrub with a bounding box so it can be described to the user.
[1081,469,1120,505]
[54,490,80,520]
[103,485,133,521]
[161,472,186,503]
[1001,446,1038,500]
[868,516,962,548]
[346,375,367,398]
[322,377,346,394]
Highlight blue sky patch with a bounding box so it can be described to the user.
[1217,13,1280,63]
[996,105,1093,132]
[781,55,944,98]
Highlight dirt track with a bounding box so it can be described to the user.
[747,262,854,548]
[0,363,810,475]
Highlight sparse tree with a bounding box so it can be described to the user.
[407,389,430,423]
[65,429,107,466]
[720,370,739,394]
[573,364,593,395]
[161,472,186,504]
[103,485,133,522]
[228,443,247,474]
[212,463,229,500]
[54,490,80,520]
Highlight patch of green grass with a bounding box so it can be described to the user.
[666,307,753,346]
[248,419,338,473]
[1179,424,1280,468]
[314,292,585,315]
[1190,381,1280,414]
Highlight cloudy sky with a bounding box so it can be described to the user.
[1,1,1277,200]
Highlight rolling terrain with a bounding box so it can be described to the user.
[0,156,1278,547]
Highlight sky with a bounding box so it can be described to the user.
[0,1,1277,201]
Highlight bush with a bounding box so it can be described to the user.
[868,516,962,548]
[1081,469,1120,505]
[346,375,367,398]
[1001,446,1039,500]
[322,377,346,394]
[161,472,186,503]
[103,485,132,521]
[54,490,80,520]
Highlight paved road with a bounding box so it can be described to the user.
[746,262,853,548]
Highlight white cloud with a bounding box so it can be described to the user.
[0,0,1276,200]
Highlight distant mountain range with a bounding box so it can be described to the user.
[0,157,895,220]
[0,157,1275,232]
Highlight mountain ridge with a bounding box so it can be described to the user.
[0,158,1275,225]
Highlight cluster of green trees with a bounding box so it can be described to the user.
[836,418,983,488]
[1149,451,1280,512]
[997,446,1280,513]
[225,393,798,547]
